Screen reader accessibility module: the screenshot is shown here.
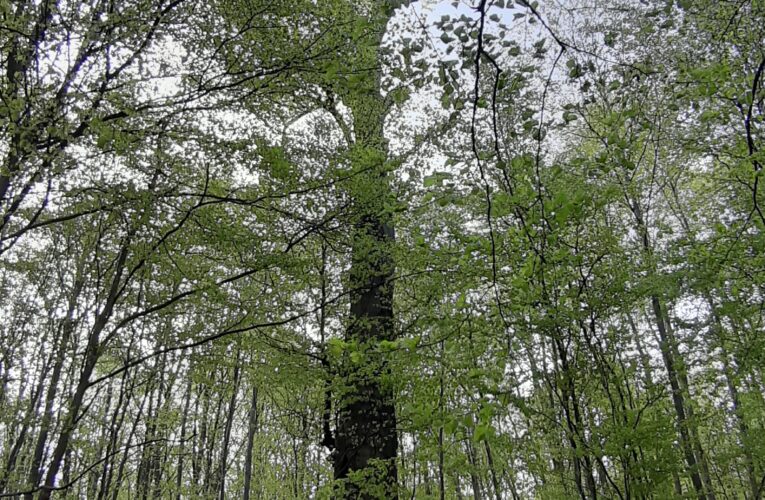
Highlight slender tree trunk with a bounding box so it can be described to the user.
[466,440,483,500]
[627,313,653,388]
[136,383,158,500]
[38,242,129,500]
[175,379,193,500]
[650,295,706,499]
[554,336,596,500]
[192,382,206,496]
[218,358,241,500]
[630,199,706,500]
[438,347,446,500]
[97,370,133,500]
[151,365,176,499]
[23,275,84,496]
[664,313,716,500]
[0,338,51,493]
[243,385,259,500]
[484,441,503,500]
[204,382,225,496]
[706,299,759,499]
[409,435,418,499]
[88,384,114,499]
[110,376,153,500]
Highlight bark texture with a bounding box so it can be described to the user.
[330,4,399,498]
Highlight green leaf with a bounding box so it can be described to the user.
[474,423,494,442]
[423,171,453,187]
[456,293,467,309]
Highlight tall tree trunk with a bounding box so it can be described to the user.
[218,358,241,500]
[191,382,206,496]
[110,375,153,500]
[664,309,716,500]
[466,440,483,500]
[175,379,193,500]
[38,241,130,500]
[136,383,158,500]
[553,336,596,500]
[674,181,756,499]
[438,346,446,500]
[97,370,133,500]
[242,384,259,500]
[630,199,707,500]
[88,383,114,499]
[151,365,176,499]
[484,441,503,500]
[330,4,400,499]
[22,274,84,496]
[204,381,225,496]
[707,298,759,499]
[0,337,51,494]
[651,296,706,500]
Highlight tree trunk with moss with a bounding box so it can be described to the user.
[330,4,401,498]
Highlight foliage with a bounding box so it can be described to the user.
[1,0,764,498]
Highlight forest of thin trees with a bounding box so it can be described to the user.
[1,0,764,498]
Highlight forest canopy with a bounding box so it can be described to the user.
[1,0,764,498]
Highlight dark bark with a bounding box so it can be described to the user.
[631,199,707,500]
[151,366,176,499]
[38,242,130,500]
[553,336,596,500]
[88,384,114,499]
[191,383,206,495]
[110,375,153,500]
[242,385,259,500]
[467,440,483,500]
[97,370,133,500]
[484,441,503,500]
[204,380,225,496]
[218,359,241,500]
[0,341,49,494]
[330,7,399,499]
[175,379,193,500]
[332,177,398,499]
[136,383,157,500]
[664,312,716,500]
[21,275,83,496]
[438,349,445,500]
[652,294,706,499]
